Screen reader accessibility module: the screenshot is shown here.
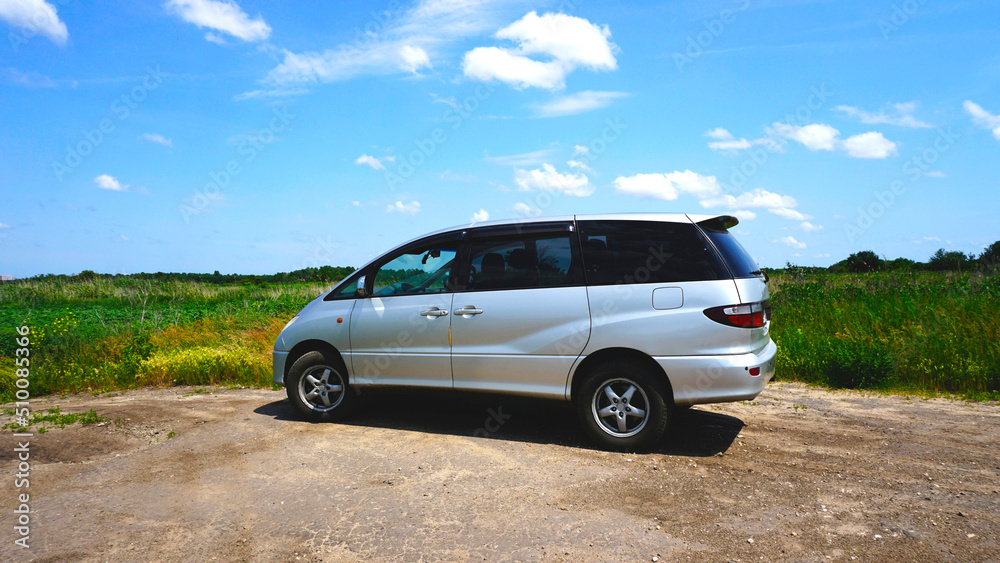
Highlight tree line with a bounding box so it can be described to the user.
[788,241,1000,274]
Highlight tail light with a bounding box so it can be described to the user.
[704,301,771,328]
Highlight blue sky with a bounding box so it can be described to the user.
[1,0,998,277]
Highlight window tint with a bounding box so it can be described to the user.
[371,240,459,296]
[700,227,761,278]
[578,220,729,285]
[465,233,581,291]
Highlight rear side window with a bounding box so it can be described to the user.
[464,232,582,291]
[579,220,729,285]
[699,225,760,279]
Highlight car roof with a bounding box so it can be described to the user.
[434,212,713,238]
[362,212,733,270]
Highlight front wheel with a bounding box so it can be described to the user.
[286,351,357,422]
[576,361,670,451]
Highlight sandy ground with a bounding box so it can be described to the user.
[1,382,998,562]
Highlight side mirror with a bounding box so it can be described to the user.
[356,275,368,297]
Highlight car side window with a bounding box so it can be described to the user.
[579,220,728,285]
[464,232,581,291]
[324,270,365,300]
[371,240,459,297]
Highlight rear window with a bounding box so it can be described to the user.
[699,226,760,279]
[578,220,729,285]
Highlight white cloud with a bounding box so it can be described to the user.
[387,200,421,215]
[705,127,733,140]
[355,154,385,171]
[770,122,897,159]
[613,170,722,201]
[141,133,173,147]
[470,209,489,222]
[573,144,589,155]
[512,202,542,216]
[834,102,933,128]
[399,45,431,73]
[814,253,831,258]
[800,221,824,232]
[707,135,781,153]
[262,0,515,87]
[708,137,751,151]
[0,0,68,45]
[775,236,806,249]
[485,148,556,167]
[2,67,57,87]
[204,31,227,45]
[94,174,127,191]
[532,90,627,117]
[841,131,897,159]
[767,207,812,221]
[232,87,311,101]
[462,47,565,89]
[165,0,270,42]
[964,100,1000,140]
[462,11,617,90]
[702,188,798,210]
[770,122,840,151]
[732,210,756,221]
[566,160,591,172]
[704,127,782,152]
[0,222,10,229]
[515,163,593,196]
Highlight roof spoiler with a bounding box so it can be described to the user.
[696,215,739,231]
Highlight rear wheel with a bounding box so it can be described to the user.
[286,351,357,422]
[576,360,670,451]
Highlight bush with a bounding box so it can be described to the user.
[980,241,1000,269]
[928,248,975,271]
[823,340,894,390]
[138,345,270,387]
[845,251,884,273]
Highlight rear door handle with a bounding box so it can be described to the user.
[419,307,449,317]
[454,306,483,316]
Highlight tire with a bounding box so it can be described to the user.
[576,360,670,451]
[285,350,357,422]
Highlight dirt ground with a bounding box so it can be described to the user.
[1,381,998,562]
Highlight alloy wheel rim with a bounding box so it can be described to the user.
[298,364,345,412]
[591,377,649,438]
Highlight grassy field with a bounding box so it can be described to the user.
[2,271,998,402]
[769,270,1000,400]
[0,278,327,400]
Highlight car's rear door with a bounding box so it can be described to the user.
[449,222,591,399]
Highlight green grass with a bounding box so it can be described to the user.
[769,270,1000,399]
[2,406,107,432]
[0,278,328,400]
[1,271,998,402]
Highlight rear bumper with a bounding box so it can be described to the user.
[272,350,289,385]
[656,339,777,406]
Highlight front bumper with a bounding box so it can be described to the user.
[656,339,777,406]
[272,350,289,385]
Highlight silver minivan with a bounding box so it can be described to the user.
[273,213,776,450]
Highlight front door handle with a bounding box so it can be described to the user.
[419,307,449,317]
[454,306,483,316]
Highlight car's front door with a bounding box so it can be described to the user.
[450,223,591,399]
[349,234,461,388]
